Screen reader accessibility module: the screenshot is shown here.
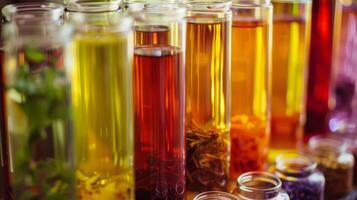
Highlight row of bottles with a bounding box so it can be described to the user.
[0,0,356,199]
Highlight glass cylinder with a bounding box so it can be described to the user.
[275,154,325,200]
[237,171,290,200]
[305,0,335,136]
[309,135,354,199]
[1,4,66,198]
[194,191,238,200]
[329,0,357,134]
[184,0,232,192]
[269,0,312,157]
[2,19,75,199]
[229,0,272,179]
[65,2,134,199]
[133,4,186,199]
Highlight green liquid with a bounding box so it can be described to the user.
[72,31,134,199]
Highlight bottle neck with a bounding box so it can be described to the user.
[238,172,281,200]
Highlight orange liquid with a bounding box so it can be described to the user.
[230,116,268,179]
[230,19,270,179]
[270,1,311,156]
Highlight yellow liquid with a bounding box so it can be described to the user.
[186,18,231,192]
[72,31,134,199]
[270,1,311,158]
[230,19,270,178]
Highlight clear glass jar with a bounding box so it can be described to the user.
[194,191,238,200]
[183,0,232,192]
[237,171,289,200]
[275,154,325,200]
[309,135,354,200]
[1,3,66,199]
[329,0,357,134]
[2,18,75,199]
[65,2,135,199]
[132,3,187,200]
[229,0,272,179]
[269,0,312,157]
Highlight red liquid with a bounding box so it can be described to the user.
[305,0,335,135]
[134,46,186,200]
[0,47,11,199]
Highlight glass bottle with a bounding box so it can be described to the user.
[230,0,272,179]
[237,171,290,200]
[2,17,75,200]
[309,135,354,200]
[1,3,67,199]
[194,191,238,200]
[65,2,135,199]
[132,3,187,200]
[269,0,312,158]
[275,154,325,200]
[329,0,357,134]
[305,0,335,136]
[184,0,232,193]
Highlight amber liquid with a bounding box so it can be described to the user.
[134,25,169,46]
[230,19,269,179]
[134,46,185,200]
[186,19,231,192]
[270,1,311,157]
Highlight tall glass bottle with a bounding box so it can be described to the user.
[133,3,186,200]
[65,2,135,199]
[230,0,272,179]
[329,0,357,134]
[305,0,335,136]
[270,0,312,158]
[1,3,66,199]
[2,17,75,200]
[184,0,232,192]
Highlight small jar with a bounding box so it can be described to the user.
[194,191,238,200]
[237,171,289,200]
[309,135,354,200]
[275,154,325,200]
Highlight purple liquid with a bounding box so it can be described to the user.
[330,5,357,133]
